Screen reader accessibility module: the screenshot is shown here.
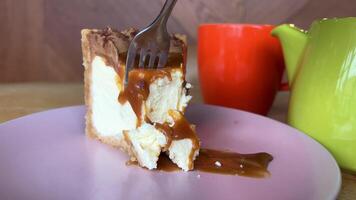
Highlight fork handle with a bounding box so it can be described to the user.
[152,0,177,27]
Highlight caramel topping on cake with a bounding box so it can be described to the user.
[117,49,185,126]
[155,111,200,169]
[118,68,172,126]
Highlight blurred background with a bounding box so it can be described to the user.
[0,0,355,82]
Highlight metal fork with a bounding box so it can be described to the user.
[125,0,177,86]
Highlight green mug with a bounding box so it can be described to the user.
[272,17,356,172]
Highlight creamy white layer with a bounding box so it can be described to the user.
[124,123,167,170]
[90,56,196,170]
[91,56,136,138]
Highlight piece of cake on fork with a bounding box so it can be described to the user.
[81,27,200,171]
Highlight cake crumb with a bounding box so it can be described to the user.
[185,83,192,89]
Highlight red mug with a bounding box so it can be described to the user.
[198,24,286,115]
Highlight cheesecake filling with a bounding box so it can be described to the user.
[118,67,200,171]
[123,123,168,170]
[91,56,136,138]
[155,110,200,171]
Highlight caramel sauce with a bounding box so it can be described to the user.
[128,149,273,178]
[154,123,173,151]
[194,149,273,177]
[156,154,183,172]
[118,69,172,126]
[117,52,185,126]
[156,149,273,178]
[155,111,200,169]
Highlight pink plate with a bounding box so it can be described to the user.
[0,104,341,200]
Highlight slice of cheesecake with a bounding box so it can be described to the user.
[81,27,200,171]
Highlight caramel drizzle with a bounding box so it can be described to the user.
[128,148,273,178]
[157,148,273,178]
[117,52,185,127]
[118,69,172,127]
[155,111,200,169]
